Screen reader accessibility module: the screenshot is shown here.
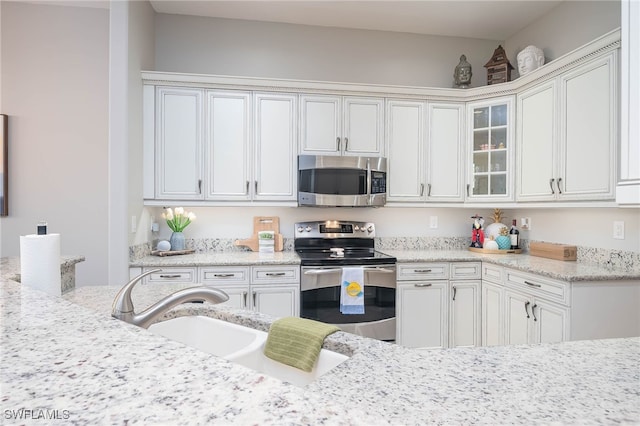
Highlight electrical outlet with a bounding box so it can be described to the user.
[613,221,625,239]
[430,216,438,229]
[520,217,531,230]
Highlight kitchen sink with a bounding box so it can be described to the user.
[148,315,349,387]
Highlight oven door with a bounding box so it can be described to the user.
[300,264,396,341]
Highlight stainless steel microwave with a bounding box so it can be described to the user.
[298,155,387,207]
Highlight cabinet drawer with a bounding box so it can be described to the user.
[200,267,250,285]
[251,266,300,284]
[504,269,569,305]
[450,262,481,280]
[482,264,503,284]
[397,263,449,281]
[143,267,197,284]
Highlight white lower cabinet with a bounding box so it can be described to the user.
[397,262,481,350]
[200,265,299,318]
[482,265,640,346]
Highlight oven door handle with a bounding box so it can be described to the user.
[303,268,344,275]
[304,267,395,275]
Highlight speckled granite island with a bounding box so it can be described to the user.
[2,253,640,425]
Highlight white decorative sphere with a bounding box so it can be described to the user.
[484,240,499,250]
[484,222,507,240]
[157,240,171,251]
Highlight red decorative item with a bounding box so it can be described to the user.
[470,214,485,248]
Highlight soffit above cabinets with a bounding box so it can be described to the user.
[148,0,564,41]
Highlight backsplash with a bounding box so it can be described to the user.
[129,237,638,269]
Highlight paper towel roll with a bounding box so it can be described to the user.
[20,233,61,296]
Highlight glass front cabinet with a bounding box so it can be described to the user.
[466,96,515,202]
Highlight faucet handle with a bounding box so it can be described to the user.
[112,268,162,316]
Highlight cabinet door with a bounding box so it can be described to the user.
[517,81,558,201]
[156,87,204,199]
[386,100,425,202]
[253,93,297,201]
[560,53,616,200]
[299,95,341,155]
[481,281,504,346]
[343,97,384,156]
[449,280,481,348]
[466,97,514,202]
[532,299,568,344]
[504,289,532,345]
[215,285,250,310]
[206,91,251,200]
[252,285,299,318]
[396,281,448,349]
[427,103,465,202]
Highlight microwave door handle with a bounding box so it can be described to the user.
[367,158,372,205]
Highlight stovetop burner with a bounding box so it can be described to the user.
[294,220,396,266]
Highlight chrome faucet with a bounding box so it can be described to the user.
[112,268,229,329]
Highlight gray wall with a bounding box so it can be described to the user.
[504,0,620,78]
[0,2,109,284]
[154,14,500,88]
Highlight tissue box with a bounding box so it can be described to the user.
[529,242,577,261]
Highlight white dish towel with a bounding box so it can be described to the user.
[340,267,365,314]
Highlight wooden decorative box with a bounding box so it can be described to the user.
[529,242,577,261]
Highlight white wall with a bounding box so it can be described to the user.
[154,14,500,88]
[504,0,620,78]
[0,2,109,283]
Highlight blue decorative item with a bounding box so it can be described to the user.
[169,232,185,251]
[496,235,511,250]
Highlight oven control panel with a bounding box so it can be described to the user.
[294,220,375,238]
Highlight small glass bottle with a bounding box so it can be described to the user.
[509,219,520,249]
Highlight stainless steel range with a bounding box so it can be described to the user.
[295,220,397,341]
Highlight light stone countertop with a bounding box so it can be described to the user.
[1,274,638,425]
[130,249,640,282]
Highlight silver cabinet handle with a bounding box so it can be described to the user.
[245,180,249,195]
[452,286,457,301]
[524,301,530,318]
[420,183,424,196]
[159,274,182,278]
[524,280,542,288]
[242,291,247,308]
[336,137,341,151]
[198,179,202,194]
[344,137,349,151]
[252,291,257,306]
[549,178,555,194]
[556,177,563,194]
[213,273,234,278]
[254,181,258,193]
[414,283,433,287]
[265,272,286,277]
[427,183,432,197]
[466,183,470,196]
[413,269,432,273]
[532,304,538,322]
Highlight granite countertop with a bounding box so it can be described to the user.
[0,255,85,282]
[130,249,640,282]
[2,263,639,424]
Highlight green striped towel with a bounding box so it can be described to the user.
[263,317,340,372]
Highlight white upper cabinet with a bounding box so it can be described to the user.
[300,95,384,156]
[206,91,251,200]
[559,53,616,200]
[518,52,617,202]
[427,103,465,202]
[618,0,640,205]
[466,96,515,202]
[386,100,464,203]
[386,99,425,202]
[155,87,205,200]
[253,93,298,201]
